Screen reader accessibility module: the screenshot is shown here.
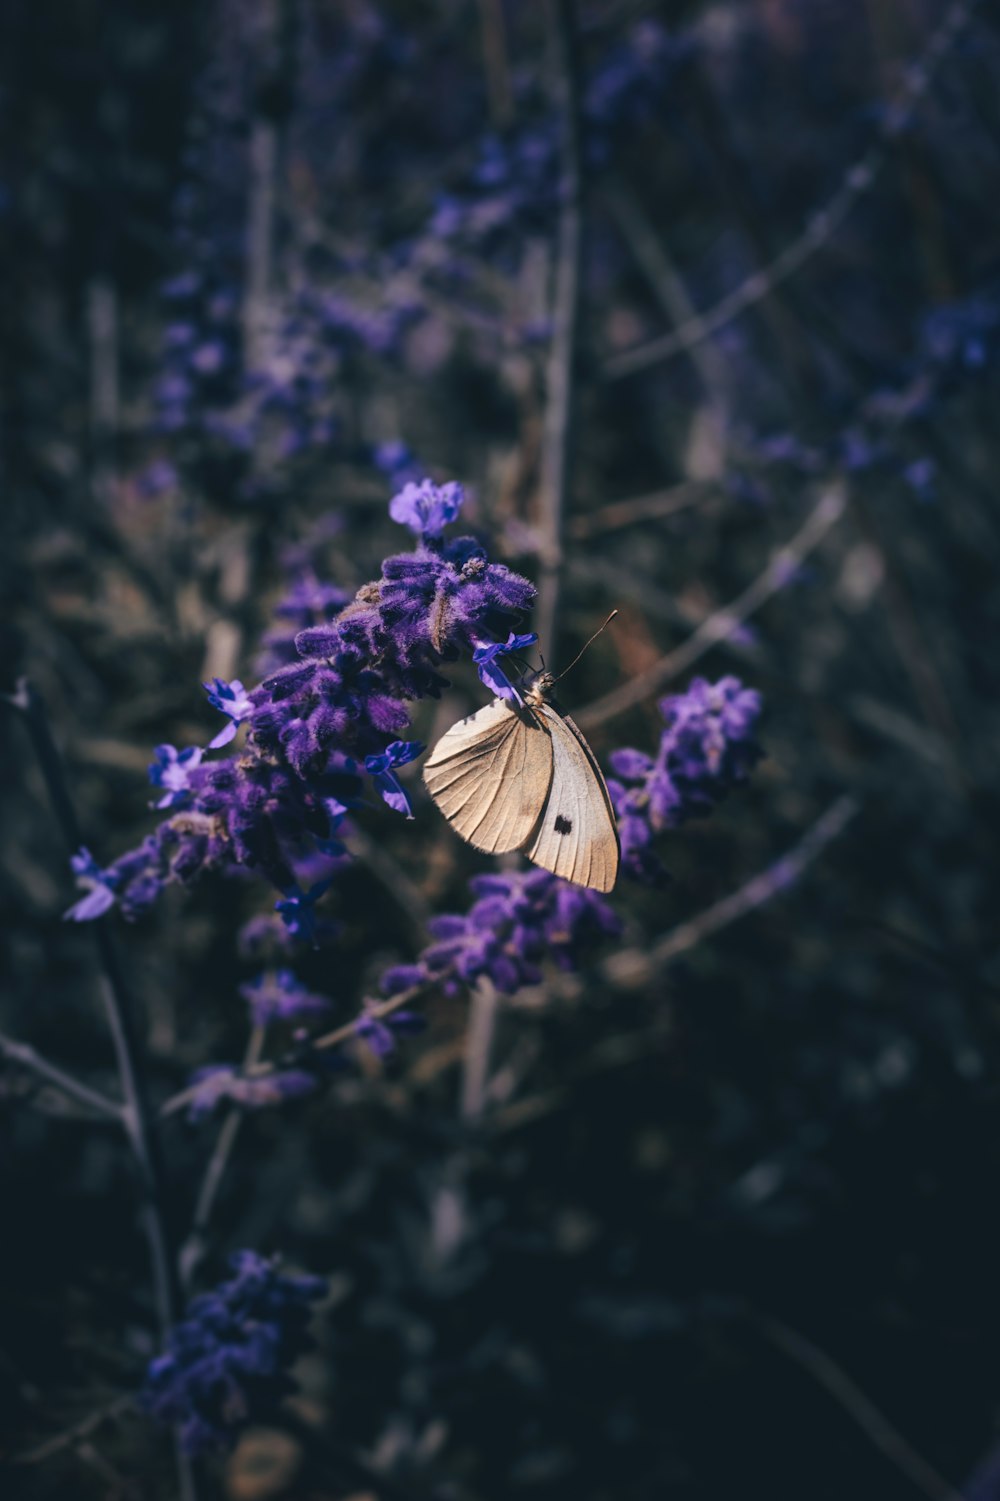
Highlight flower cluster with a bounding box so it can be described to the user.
[238,969,333,1027]
[64,481,536,924]
[141,1251,325,1453]
[608,677,763,882]
[383,870,622,998]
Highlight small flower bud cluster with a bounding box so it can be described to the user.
[608,677,763,882]
[141,1251,326,1454]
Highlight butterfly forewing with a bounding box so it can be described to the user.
[422,699,554,854]
[524,705,620,893]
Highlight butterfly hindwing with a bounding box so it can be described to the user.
[422,698,554,854]
[523,704,620,893]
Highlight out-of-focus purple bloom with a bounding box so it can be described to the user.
[148,745,204,809]
[364,739,424,818]
[608,677,762,882]
[354,1004,425,1059]
[275,880,334,946]
[63,847,118,922]
[412,870,621,996]
[372,440,422,485]
[137,458,179,497]
[140,1250,325,1453]
[204,679,254,749]
[472,630,538,703]
[903,456,936,500]
[185,1065,319,1120]
[238,969,333,1027]
[389,478,465,538]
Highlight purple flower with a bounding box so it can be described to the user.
[239,969,333,1027]
[148,745,204,809]
[204,679,255,749]
[472,631,539,703]
[140,1251,326,1453]
[388,478,465,538]
[354,1004,425,1059]
[363,739,424,818]
[185,1064,319,1120]
[274,880,334,946]
[608,677,762,882]
[416,870,620,995]
[63,847,118,922]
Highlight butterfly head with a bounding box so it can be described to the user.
[521,670,556,707]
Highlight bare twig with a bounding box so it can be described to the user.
[179,1025,268,1290]
[576,484,846,729]
[0,1031,124,1121]
[490,798,860,1133]
[477,0,513,126]
[461,980,501,1122]
[750,1309,964,1501]
[603,0,979,382]
[602,796,861,990]
[568,480,719,540]
[603,181,730,401]
[536,0,585,659]
[160,976,443,1121]
[15,1395,135,1466]
[5,681,197,1501]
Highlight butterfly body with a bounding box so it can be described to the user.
[423,671,620,892]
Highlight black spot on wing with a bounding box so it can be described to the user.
[554,814,573,835]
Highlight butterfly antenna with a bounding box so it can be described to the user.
[552,610,619,685]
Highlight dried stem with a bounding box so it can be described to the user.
[603,796,861,990]
[160,976,442,1121]
[576,484,846,729]
[15,1395,135,1466]
[5,681,197,1501]
[536,0,585,659]
[0,1031,124,1121]
[604,0,979,382]
[461,980,501,1122]
[179,1024,268,1290]
[568,480,719,540]
[750,1309,964,1501]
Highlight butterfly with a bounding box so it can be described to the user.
[423,669,620,893]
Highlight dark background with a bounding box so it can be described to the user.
[3,1,1000,1497]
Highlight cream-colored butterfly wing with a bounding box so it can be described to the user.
[422,699,554,853]
[523,704,620,893]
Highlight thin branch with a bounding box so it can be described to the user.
[5,682,197,1501]
[490,798,860,1134]
[15,1395,135,1466]
[536,0,585,658]
[0,1031,124,1121]
[603,0,979,382]
[477,0,513,126]
[750,1310,964,1501]
[461,980,501,1122]
[603,181,730,400]
[575,484,846,729]
[160,977,442,1121]
[179,1024,267,1290]
[602,795,861,990]
[568,479,719,540]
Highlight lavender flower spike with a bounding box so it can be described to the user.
[473,630,539,703]
[140,1250,326,1453]
[204,677,254,748]
[388,477,465,538]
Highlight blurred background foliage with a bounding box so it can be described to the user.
[3,0,1000,1497]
